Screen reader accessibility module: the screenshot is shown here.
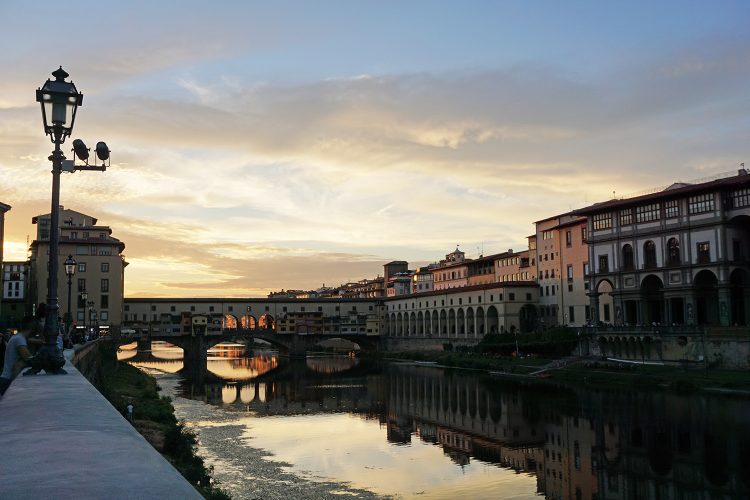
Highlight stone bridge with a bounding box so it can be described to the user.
[132,329,381,368]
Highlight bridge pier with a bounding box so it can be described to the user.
[137,333,151,352]
[181,335,209,374]
[287,337,309,359]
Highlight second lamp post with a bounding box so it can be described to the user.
[64,254,76,336]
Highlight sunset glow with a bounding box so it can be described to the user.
[2,1,748,297]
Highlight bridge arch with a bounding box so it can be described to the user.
[476,306,485,335]
[241,315,257,329]
[466,307,475,335]
[694,270,719,325]
[258,314,276,331]
[224,314,239,329]
[487,305,499,335]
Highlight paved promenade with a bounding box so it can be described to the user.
[0,353,201,499]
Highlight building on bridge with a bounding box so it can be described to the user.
[122,297,381,338]
[574,169,750,326]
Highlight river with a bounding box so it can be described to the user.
[118,341,750,500]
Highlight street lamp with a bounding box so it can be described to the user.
[92,310,99,338]
[33,67,83,374]
[80,290,88,339]
[87,300,95,339]
[64,254,76,336]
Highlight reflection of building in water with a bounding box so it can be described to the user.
[578,391,750,499]
[180,356,386,419]
[209,345,247,358]
[437,427,472,466]
[542,415,603,500]
[387,364,544,447]
[207,352,278,381]
[382,363,750,499]
[167,349,750,499]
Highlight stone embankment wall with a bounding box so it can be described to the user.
[381,336,478,352]
[584,333,750,369]
[71,339,104,382]
[703,337,750,369]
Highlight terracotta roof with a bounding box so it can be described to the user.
[572,172,750,215]
[551,217,587,230]
[394,281,538,300]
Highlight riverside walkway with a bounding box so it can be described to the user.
[0,348,201,499]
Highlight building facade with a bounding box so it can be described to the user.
[495,248,534,284]
[383,282,540,337]
[123,297,380,337]
[534,214,590,327]
[29,207,127,331]
[412,266,435,294]
[535,216,563,327]
[1,261,29,329]
[432,248,469,290]
[575,170,750,327]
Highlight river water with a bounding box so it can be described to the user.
[119,342,750,500]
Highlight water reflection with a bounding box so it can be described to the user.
[118,341,281,380]
[306,353,358,374]
[123,342,750,499]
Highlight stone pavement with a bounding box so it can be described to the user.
[0,355,201,499]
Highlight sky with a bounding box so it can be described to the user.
[1,1,749,297]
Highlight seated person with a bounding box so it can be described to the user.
[0,321,35,396]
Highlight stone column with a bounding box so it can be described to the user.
[685,292,697,326]
[719,285,731,326]
[588,291,601,324]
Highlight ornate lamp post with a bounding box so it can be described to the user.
[34,67,82,374]
[80,290,88,335]
[64,254,76,336]
[92,310,99,338]
[87,300,96,338]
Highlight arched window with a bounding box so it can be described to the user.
[622,244,634,270]
[644,241,657,269]
[667,238,680,266]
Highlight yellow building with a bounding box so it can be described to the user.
[29,207,127,332]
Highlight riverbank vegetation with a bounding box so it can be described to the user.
[94,344,230,499]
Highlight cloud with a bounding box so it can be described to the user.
[2,28,749,297]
